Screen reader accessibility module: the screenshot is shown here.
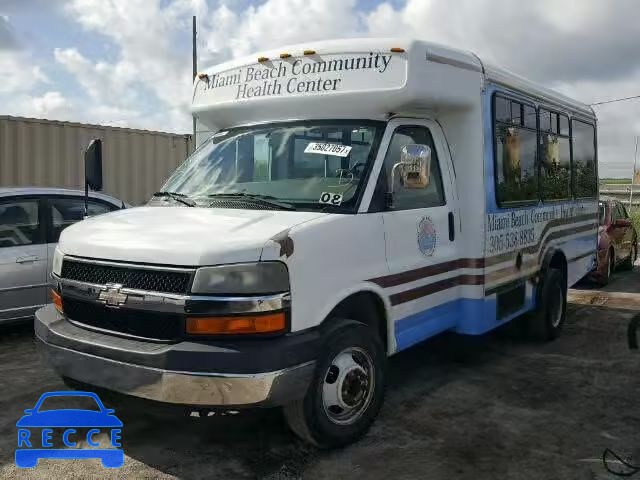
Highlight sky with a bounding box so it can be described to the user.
[2,0,640,177]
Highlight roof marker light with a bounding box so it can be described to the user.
[257,56,269,63]
[390,47,405,53]
[303,49,316,55]
[280,52,292,59]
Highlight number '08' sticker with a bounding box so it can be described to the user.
[319,192,343,206]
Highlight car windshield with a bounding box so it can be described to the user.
[37,395,101,412]
[161,120,385,211]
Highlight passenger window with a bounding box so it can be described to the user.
[571,120,597,198]
[523,105,537,129]
[50,198,113,243]
[0,199,41,248]
[613,203,627,221]
[621,203,630,218]
[382,126,446,211]
[493,96,538,205]
[612,203,622,221]
[539,110,571,201]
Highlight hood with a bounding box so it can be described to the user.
[59,206,325,266]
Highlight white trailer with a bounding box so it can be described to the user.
[37,38,599,447]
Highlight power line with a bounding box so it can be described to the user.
[591,94,640,106]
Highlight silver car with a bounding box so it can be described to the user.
[0,187,125,324]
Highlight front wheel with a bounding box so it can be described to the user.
[284,321,386,448]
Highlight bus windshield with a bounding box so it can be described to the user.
[161,120,384,211]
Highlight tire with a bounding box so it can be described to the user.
[599,249,615,286]
[284,321,387,448]
[528,268,566,341]
[621,243,637,271]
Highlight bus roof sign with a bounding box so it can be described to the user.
[193,52,408,106]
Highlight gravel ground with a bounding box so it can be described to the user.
[1,269,640,479]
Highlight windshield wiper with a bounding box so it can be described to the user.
[152,191,196,207]
[207,193,296,211]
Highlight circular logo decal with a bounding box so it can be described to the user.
[417,216,437,256]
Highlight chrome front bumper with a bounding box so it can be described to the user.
[38,340,315,407]
[35,305,318,407]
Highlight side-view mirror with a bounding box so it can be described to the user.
[23,409,33,415]
[85,139,103,192]
[390,144,432,196]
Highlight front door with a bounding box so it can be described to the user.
[377,120,460,351]
[0,197,47,322]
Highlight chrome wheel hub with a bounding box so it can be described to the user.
[322,347,374,425]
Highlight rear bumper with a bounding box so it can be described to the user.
[35,305,317,407]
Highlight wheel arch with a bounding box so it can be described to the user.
[319,285,393,354]
[541,248,568,289]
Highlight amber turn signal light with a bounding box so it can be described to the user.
[186,312,286,335]
[51,289,63,314]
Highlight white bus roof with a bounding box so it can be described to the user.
[192,38,594,130]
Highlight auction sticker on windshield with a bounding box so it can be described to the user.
[304,142,352,157]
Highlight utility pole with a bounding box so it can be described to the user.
[192,15,197,146]
[631,136,638,210]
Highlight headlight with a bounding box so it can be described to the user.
[52,248,64,277]
[191,262,289,295]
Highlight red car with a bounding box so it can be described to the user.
[590,198,637,284]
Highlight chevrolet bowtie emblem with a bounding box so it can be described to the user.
[98,283,128,307]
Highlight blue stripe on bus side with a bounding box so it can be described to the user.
[392,233,592,352]
[394,289,536,351]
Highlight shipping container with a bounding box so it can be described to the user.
[0,116,192,205]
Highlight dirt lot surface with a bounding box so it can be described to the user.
[1,268,640,479]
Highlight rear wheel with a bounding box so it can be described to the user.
[284,321,386,448]
[599,249,615,286]
[529,268,566,341]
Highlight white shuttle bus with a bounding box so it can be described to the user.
[36,38,599,447]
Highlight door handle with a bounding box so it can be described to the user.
[16,255,39,264]
[448,212,455,241]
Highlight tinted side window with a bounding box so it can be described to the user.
[383,126,445,210]
[50,197,114,242]
[621,203,630,218]
[494,96,538,205]
[0,199,41,248]
[613,202,626,221]
[539,110,571,201]
[572,120,597,198]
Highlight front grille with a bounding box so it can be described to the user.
[63,297,183,341]
[61,260,192,294]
